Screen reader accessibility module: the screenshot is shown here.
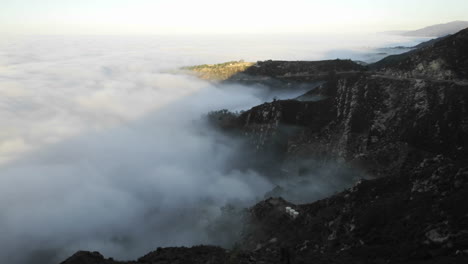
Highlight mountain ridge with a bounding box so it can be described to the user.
[60,27,468,264]
[402,21,468,37]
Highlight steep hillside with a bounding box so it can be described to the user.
[374,28,468,81]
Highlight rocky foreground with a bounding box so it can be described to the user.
[62,28,468,263]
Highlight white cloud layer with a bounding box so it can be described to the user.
[0,34,427,264]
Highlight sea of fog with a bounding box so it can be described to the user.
[0,33,429,264]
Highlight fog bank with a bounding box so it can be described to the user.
[0,33,426,263]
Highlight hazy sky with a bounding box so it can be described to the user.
[1,0,467,34]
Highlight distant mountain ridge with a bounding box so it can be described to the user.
[402,20,468,37]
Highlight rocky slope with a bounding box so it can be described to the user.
[61,28,468,263]
[242,157,468,263]
[375,28,468,81]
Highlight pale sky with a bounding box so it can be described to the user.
[1,0,467,34]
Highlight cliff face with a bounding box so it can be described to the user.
[229,29,468,178]
[237,73,468,177]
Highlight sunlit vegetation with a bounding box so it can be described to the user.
[183,60,254,80]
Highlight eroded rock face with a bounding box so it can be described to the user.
[234,72,468,178]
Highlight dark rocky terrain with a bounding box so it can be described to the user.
[61,28,468,263]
